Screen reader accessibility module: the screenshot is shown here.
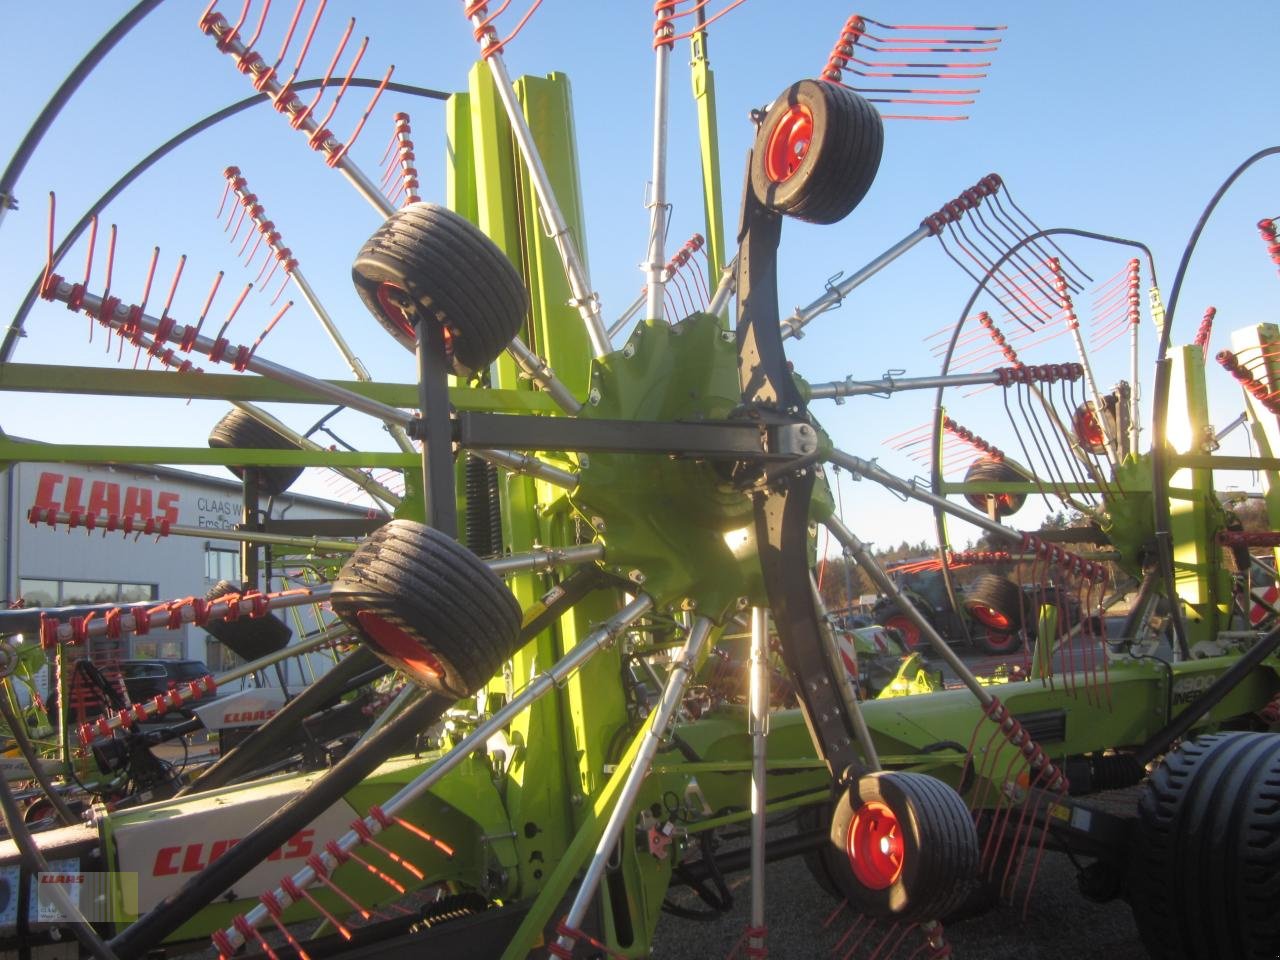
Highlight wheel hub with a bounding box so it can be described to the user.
[846,800,904,889]
[764,104,813,183]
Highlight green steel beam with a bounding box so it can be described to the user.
[690,28,727,287]
[0,439,415,469]
[0,362,557,413]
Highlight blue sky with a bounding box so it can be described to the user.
[2,1,1279,554]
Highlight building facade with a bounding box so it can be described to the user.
[1,458,368,675]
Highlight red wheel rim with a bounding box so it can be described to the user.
[376,282,417,340]
[882,614,921,649]
[356,610,444,684]
[846,800,904,889]
[1072,403,1106,453]
[764,104,813,183]
[968,602,1011,631]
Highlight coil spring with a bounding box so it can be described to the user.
[1089,752,1144,790]
[464,455,503,558]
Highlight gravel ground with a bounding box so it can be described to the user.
[657,841,1149,960]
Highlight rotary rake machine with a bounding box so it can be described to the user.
[2,4,1280,960]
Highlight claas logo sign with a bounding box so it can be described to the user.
[32,471,180,524]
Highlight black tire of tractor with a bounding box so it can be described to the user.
[971,627,1024,657]
[203,579,293,662]
[1129,731,1280,960]
[749,79,884,225]
[964,574,1029,636]
[962,457,1027,518]
[351,203,529,376]
[207,407,304,497]
[828,771,979,921]
[329,520,522,699]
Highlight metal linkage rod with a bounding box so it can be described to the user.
[827,448,1019,543]
[781,225,928,340]
[747,607,770,957]
[643,20,674,324]
[808,369,1005,401]
[553,616,714,956]
[486,543,604,575]
[823,515,994,708]
[706,257,736,318]
[233,400,403,507]
[465,6,610,357]
[504,336,583,414]
[477,448,578,489]
[216,595,655,954]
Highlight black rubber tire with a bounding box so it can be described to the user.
[749,79,883,225]
[203,579,293,662]
[1130,732,1280,960]
[962,457,1026,518]
[329,520,521,699]
[828,771,978,921]
[964,574,1028,636]
[207,407,304,497]
[972,628,1024,657]
[351,203,528,376]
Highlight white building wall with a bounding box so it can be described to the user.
[3,460,369,679]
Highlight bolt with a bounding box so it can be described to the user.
[628,569,646,584]
[592,516,606,532]
[622,343,636,358]
[588,388,601,405]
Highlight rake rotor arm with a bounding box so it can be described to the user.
[781,222,930,340]
[809,367,1009,400]
[823,515,995,710]
[1,78,450,364]
[828,447,1021,545]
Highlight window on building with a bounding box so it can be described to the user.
[61,581,120,605]
[17,579,158,607]
[17,579,57,607]
[204,547,241,584]
[132,639,184,659]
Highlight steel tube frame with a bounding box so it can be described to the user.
[643,35,672,324]
[747,607,769,955]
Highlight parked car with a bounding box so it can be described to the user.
[120,659,216,717]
